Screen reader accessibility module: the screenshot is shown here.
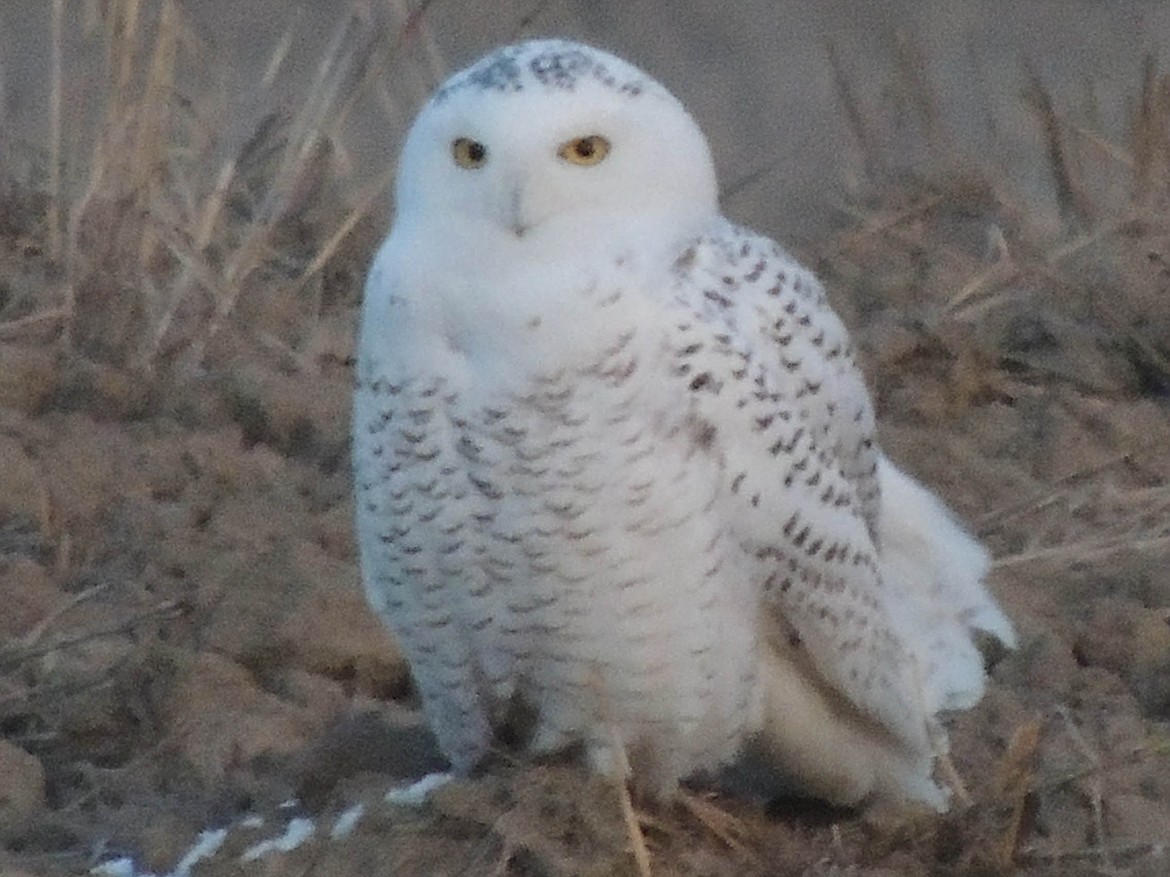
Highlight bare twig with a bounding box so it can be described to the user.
[977,455,1129,529]
[0,308,70,338]
[1055,706,1114,873]
[992,533,1170,570]
[285,163,396,301]
[18,582,112,649]
[48,0,65,261]
[0,599,183,672]
[827,41,882,183]
[1023,64,1094,228]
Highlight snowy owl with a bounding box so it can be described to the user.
[353,39,1015,808]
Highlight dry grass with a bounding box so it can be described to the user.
[1,14,1169,877]
[818,45,1170,877]
[0,0,434,379]
[827,42,1170,535]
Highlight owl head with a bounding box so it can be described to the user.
[393,40,719,246]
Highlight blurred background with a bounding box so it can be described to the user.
[3,0,1166,244]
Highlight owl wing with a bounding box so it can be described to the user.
[669,223,932,753]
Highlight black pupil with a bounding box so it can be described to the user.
[467,141,485,161]
[575,139,594,158]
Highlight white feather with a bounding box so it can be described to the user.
[353,38,1015,808]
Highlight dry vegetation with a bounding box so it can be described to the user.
[0,6,1168,876]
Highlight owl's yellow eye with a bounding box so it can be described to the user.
[452,137,488,169]
[557,135,611,167]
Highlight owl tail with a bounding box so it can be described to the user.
[748,457,1015,811]
[875,455,1017,715]
[750,635,950,810]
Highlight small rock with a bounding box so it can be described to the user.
[0,434,46,530]
[277,544,408,699]
[0,557,60,637]
[1105,792,1170,847]
[0,344,58,415]
[223,366,349,463]
[0,740,46,836]
[1074,600,1170,716]
[315,503,356,560]
[165,651,334,785]
[59,358,154,420]
[293,710,445,809]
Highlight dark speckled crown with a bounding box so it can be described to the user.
[434,40,647,103]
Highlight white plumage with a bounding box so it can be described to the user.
[353,39,1015,808]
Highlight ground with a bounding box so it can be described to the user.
[1,6,1169,877]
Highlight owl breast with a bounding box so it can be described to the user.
[353,318,761,792]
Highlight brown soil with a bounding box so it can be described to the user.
[1,9,1169,877]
